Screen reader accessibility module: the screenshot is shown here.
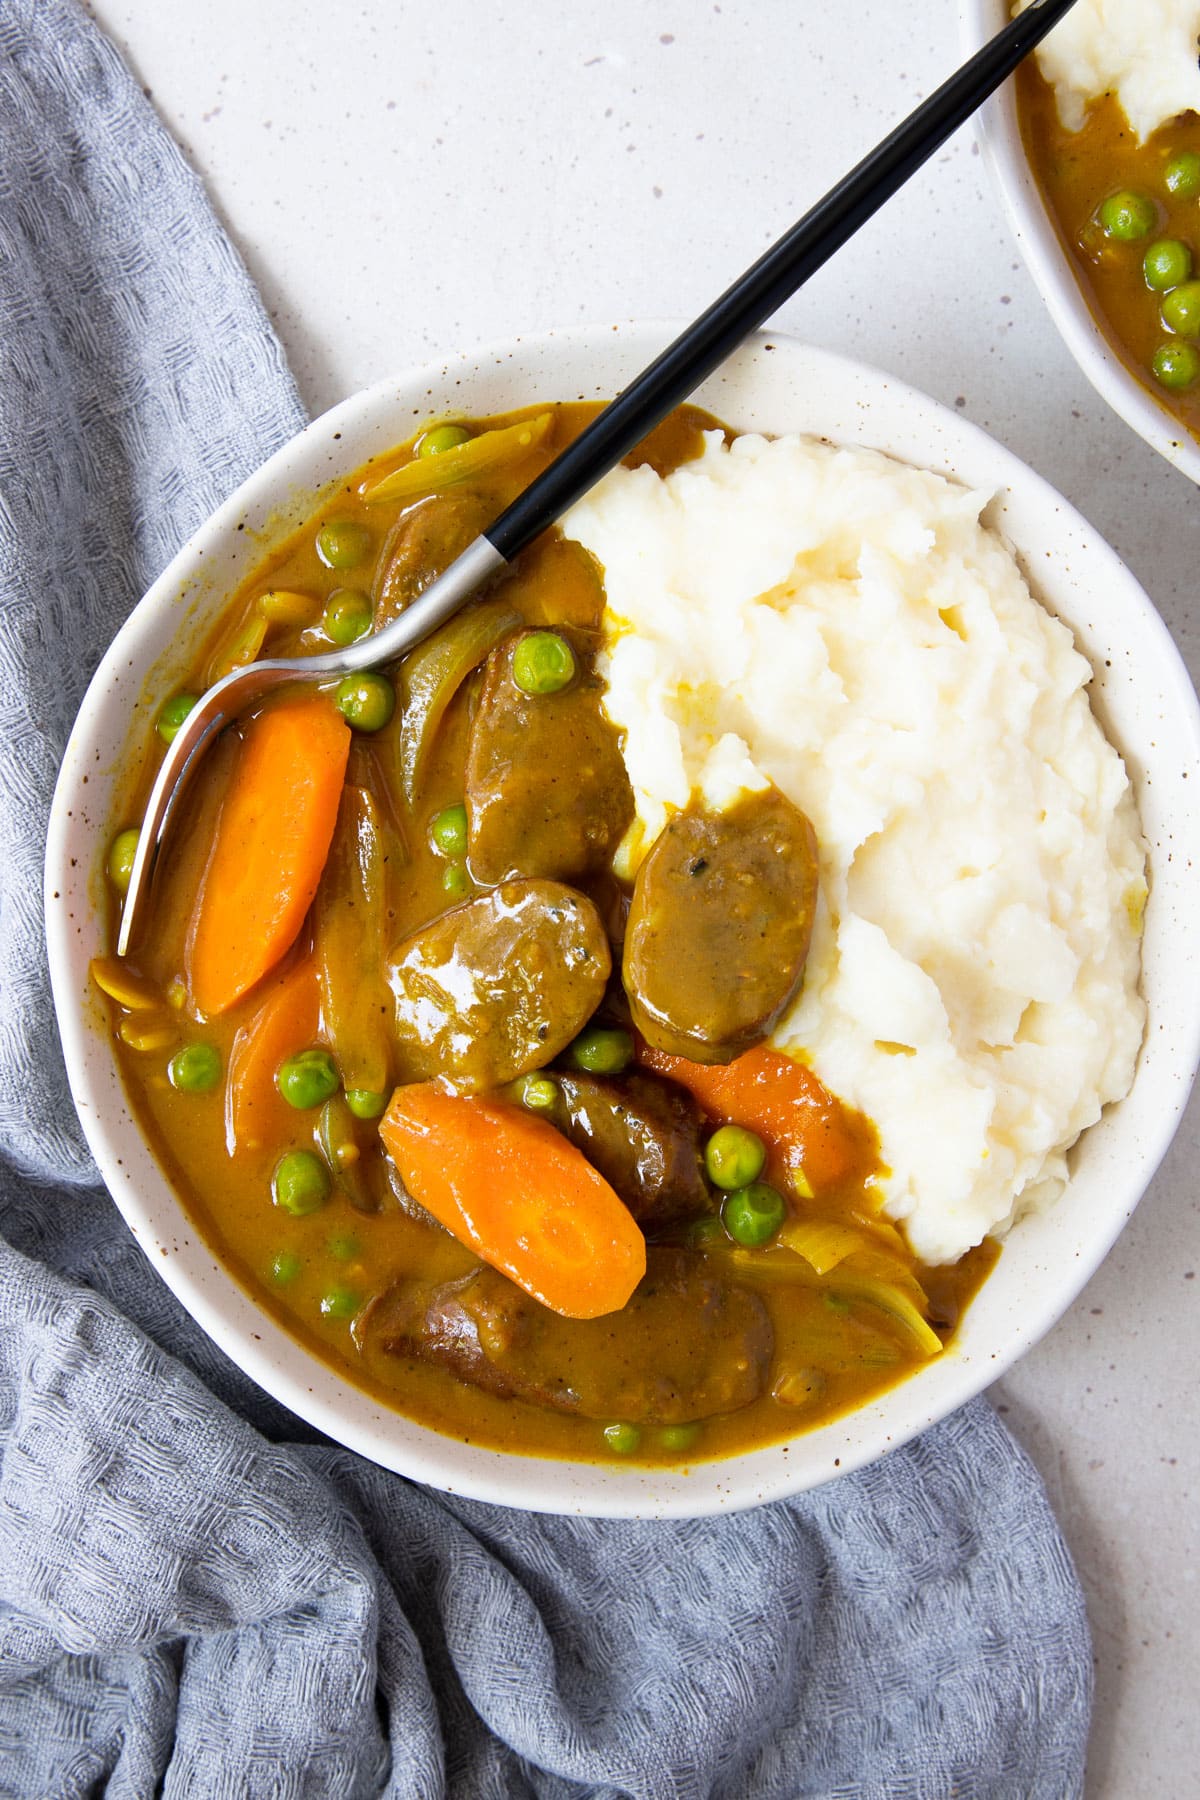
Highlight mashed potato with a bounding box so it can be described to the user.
[1017,0,1200,141]
[563,433,1146,1265]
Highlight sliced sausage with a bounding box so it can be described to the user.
[464,632,634,886]
[387,878,610,1092]
[354,1247,773,1424]
[623,788,820,1063]
[554,1069,711,1232]
[374,491,491,626]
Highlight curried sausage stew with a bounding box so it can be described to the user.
[93,404,998,1467]
[1015,4,1200,436]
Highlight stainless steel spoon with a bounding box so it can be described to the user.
[117,0,1078,955]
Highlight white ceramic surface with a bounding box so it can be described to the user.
[961,0,1200,488]
[45,324,1200,1517]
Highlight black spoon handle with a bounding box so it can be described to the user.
[485,0,1076,562]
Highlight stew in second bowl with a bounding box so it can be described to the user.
[1015,0,1200,440]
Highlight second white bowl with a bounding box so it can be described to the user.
[961,0,1200,486]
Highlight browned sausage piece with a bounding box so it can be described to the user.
[387,878,610,1092]
[623,787,820,1064]
[373,491,491,626]
[354,1247,773,1424]
[554,1070,712,1232]
[464,632,635,887]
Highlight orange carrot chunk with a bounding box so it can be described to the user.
[186,694,351,1016]
[637,1041,873,1196]
[225,954,321,1154]
[379,1084,646,1319]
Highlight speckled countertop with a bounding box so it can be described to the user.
[81,1,1200,1791]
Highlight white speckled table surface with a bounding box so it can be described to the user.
[81,1,1199,1791]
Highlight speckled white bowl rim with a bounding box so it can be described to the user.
[960,0,1200,488]
[45,323,1200,1517]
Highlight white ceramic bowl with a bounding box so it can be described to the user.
[45,324,1200,1516]
[961,0,1200,486]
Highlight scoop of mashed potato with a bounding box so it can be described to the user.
[1017,0,1200,141]
[563,433,1146,1266]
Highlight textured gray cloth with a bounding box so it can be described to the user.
[0,2,1092,1794]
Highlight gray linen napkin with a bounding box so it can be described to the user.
[0,3,1093,1794]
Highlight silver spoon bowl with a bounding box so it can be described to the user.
[116,535,503,953]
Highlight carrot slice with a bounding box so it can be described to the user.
[186,694,351,1016]
[225,955,321,1154]
[379,1084,646,1318]
[637,1042,875,1197]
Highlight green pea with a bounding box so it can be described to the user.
[107,827,140,894]
[721,1181,786,1248]
[272,1149,330,1216]
[1152,341,1200,390]
[704,1125,767,1191]
[346,1087,388,1120]
[1143,238,1193,292]
[316,519,371,570]
[567,1026,633,1075]
[684,1213,726,1249]
[323,587,373,645]
[602,1422,641,1456]
[327,1230,361,1262]
[1098,190,1157,242]
[429,802,468,857]
[168,1041,221,1094]
[511,631,577,696]
[319,1285,361,1320]
[418,422,471,457]
[335,671,395,733]
[271,1249,302,1285]
[660,1423,701,1454]
[1165,151,1200,199]
[277,1047,340,1110]
[514,1072,559,1112]
[1162,280,1200,337]
[157,692,199,744]
[442,861,471,900]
